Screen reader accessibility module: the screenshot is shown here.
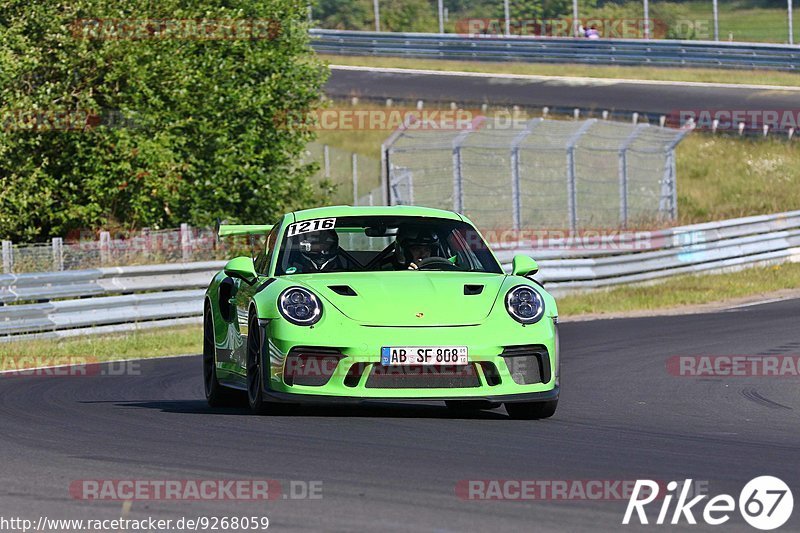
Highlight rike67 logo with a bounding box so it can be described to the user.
[624,477,793,530]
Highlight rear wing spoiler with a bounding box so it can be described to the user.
[216,222,274,238]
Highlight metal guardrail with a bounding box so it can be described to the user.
[0,261,225,304]
[2,211,800,339]
[0,262,224,341]
[311,29,800,71]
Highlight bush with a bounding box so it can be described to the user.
[0,0,328,241]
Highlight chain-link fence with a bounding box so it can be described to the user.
[384,117,689,230]
[311,1,797,44]
[1,226,246,274]
[304,142,383,206]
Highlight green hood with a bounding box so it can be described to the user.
[290,271,507,327]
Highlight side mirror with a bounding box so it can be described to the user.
[224,256,258,285]
[511,255,539,277]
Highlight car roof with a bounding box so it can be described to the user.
[290,205,464,223]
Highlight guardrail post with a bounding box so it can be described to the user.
[448,117,486,214]
[504,0,511,36]
[323,144,331,179]
[790,0,795,46]
[452,144,463,213]
[381,114,415,206]
[619,124,649,227]
[181,223,191,262]
[99,231,111,264]
[661,128,691,220]
[619,151,629,227]
[352,153,359,206]
[2,240,12,273]
[572,0,579,37]
[565,119,596,232]
[52,237,64,271]
[510,118,543,231]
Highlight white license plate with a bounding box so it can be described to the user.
[380,346,468,366]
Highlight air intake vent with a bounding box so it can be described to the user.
[283,348,343,387]
[329,285,357,296]
[366,364,481,389]
[464,284,484,295]
[501,345,550,385]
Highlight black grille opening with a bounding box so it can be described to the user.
[479,362,502,386]
[464,284,484,295]
[329,285,357,296]
[343,363,364,388]
[284,348,343,387]
[366,364,481,389]
[501,345,550,385]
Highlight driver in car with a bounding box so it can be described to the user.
[290,229,350,273]
[395,226,441,270]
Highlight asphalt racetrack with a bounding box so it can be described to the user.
[325,66,800,120]
[1,298,799,532]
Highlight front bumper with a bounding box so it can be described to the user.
[263,314,559,401]
[263,387,560,405]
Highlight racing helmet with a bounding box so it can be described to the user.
[299,229,339,268]
[395,225,440,266]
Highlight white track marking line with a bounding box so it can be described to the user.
[330,64,800,92]
[725,297,788,310]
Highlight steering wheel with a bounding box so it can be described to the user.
[414,256,458,271]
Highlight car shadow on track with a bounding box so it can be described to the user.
[97,399,511,419]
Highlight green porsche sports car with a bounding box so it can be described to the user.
[203,205,559,419]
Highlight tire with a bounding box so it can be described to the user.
[246,312,270,415]
[505,399,558,420]
[203,306,240,407]
[445,400,499,412]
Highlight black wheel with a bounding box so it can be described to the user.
[445,400,499,412]
[246,312,270,414]
[203,306,240,407]
[505,400,558,420]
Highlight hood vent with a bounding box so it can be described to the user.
[329,285,357,296]
[464,284,484,295]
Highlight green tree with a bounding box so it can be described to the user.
[315,0,372,30]
[0,0,328,241]
[383,0,437,32]
[499,0,598,20]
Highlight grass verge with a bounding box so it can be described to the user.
[558,262,800,316]
[0,324,201,369]
[323,55,800,88]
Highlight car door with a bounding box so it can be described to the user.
[232,223,281,374]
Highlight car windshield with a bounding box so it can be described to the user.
[274,215,502,275]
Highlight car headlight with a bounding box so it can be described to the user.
[278,287,322,326]
[505,285,545,324]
